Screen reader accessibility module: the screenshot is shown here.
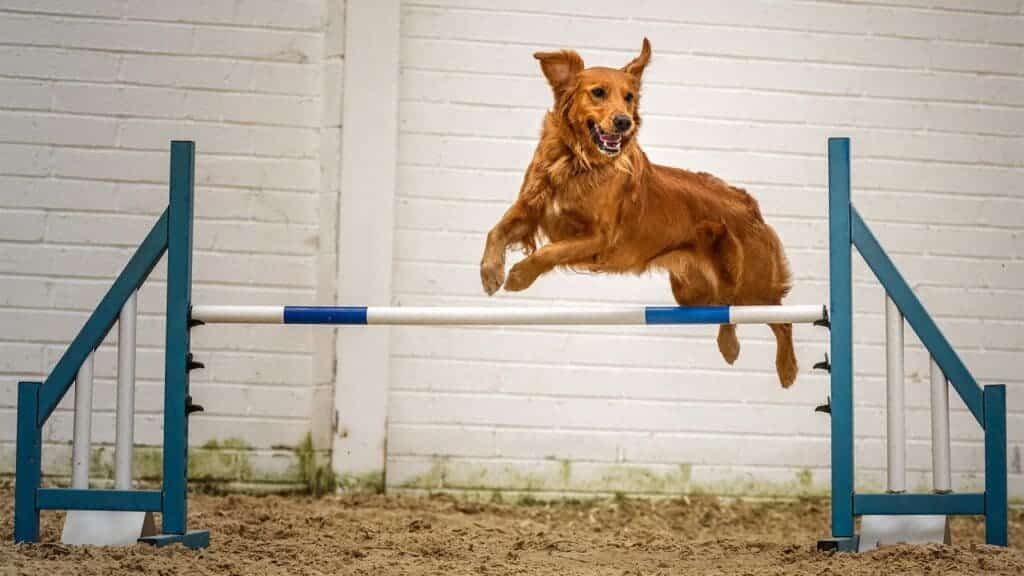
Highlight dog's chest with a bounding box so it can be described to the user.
[539,172,618,241]
[540,194,589,241]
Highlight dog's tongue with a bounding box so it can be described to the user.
[600,132,621,145]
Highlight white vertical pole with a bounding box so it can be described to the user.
[930,357,952,493]
[71,352,95,489]
[63,304,152,546]
[115,292,137,490]
[885,295,906,493]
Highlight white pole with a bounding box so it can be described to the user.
[885,295,906,493]
[727,305,823,324]
[63,300,151,547]
[71,352,95,489]
[115,292,137,490]
[193,305,285,324]
[368,306,646,325]
[189,304,827,326]
[930,357,952,493]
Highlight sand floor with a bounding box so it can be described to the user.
[3,487,1024,575]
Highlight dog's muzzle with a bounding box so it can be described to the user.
[588,120,623,156]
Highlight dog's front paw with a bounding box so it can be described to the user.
[504,261,538,292]
[480,259,505,296]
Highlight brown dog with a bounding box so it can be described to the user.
[479,38,797,387]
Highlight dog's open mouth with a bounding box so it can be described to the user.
[588,120,622,156]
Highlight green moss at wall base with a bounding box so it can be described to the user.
[13,437,334,494]
[339,471,385,494]
[291,433,338,496]
[4,442,998,501]
[398,458,835,499]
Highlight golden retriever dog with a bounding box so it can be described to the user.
[479,38,798,387]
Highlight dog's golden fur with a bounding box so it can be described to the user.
[480,38,798,387]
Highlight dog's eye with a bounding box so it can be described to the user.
[625,92,634,103]
[590,87,606,99]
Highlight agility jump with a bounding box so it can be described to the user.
[13,138,1007,551]
[189,304,825,326]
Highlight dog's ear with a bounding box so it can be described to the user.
[622,38,651,79]
[534,49,584,99]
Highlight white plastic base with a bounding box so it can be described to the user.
[858,515,950,552]
[61,510,156,546]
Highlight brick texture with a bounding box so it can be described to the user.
[2,0,1022,497]
[388,0,1024,497]
[0,0,337,482]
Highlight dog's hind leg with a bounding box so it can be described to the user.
[667,263,742,367]
[770,322,797,388]
[717,324,740,365]
[666,254,718,306]
[694,220,743,300]
[662,225,744,367]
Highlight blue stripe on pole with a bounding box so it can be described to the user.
[284,306,368,324]
[643,306,729,325]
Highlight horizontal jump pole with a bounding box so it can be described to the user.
[191,304,827,326]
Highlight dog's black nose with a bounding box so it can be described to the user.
[613,115,632,133]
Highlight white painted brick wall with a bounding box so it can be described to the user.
[3,0,1023,499]
[0,1,337,481]
[389,1,1024,497]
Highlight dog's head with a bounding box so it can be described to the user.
[535,38,651,161]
